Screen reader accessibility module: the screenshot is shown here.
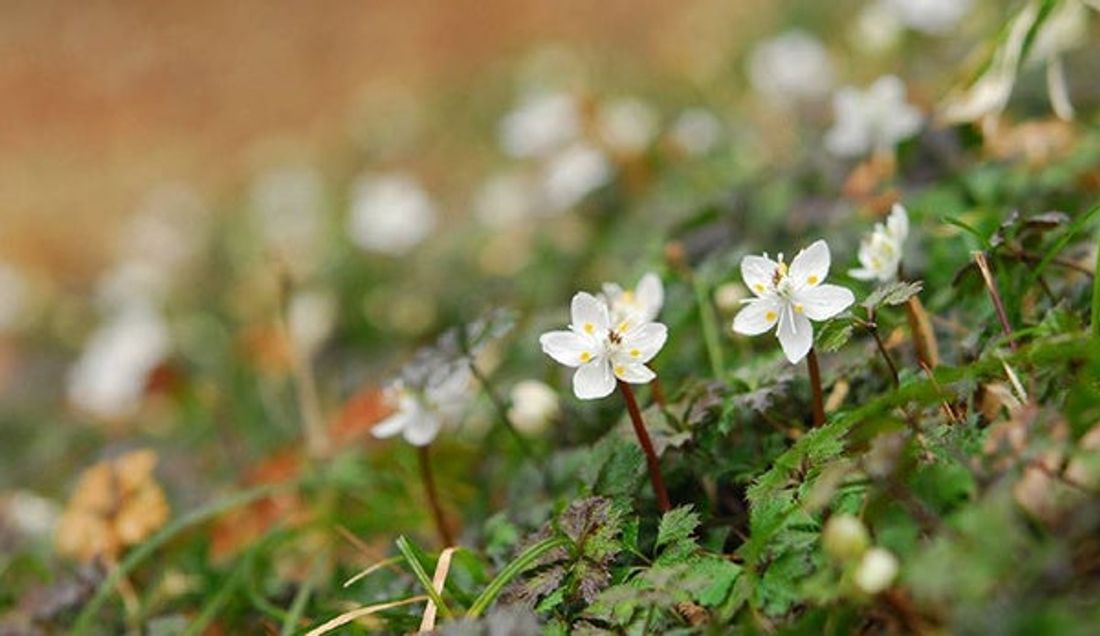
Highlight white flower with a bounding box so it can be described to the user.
[596,98,659,154]
[541,143,613,212]
[508,380,560,434]
[882,0,972,35]
[825,76,923,158]
[747,30,834,105]
[372,366,472,447]
[600,272,664,327]
[850,1,903,54]
[854,546,900,594]
[849,203,910,282]
[732,240,855,364]
[347,174,437,256]
[67,304,171,420]
[498,92,581,159]
[540,293,668,400]
[669,108,723,156]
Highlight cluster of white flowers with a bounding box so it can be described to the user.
[822,514,900,595]
[849,204,909,282]
[540,273,667,400]
[826,75,923,158]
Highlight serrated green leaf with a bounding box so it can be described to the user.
[815,319,854,353]
[862,280,923,310]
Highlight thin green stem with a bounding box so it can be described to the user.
[468,361,534,458]
[692,274,725,380]
[466,536,571,618]
[806,348,826,428]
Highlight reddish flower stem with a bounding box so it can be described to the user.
[618,381,671,512]
[806,348,826,428]
[417,445,454,547]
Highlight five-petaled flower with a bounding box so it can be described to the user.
[372,370,471,446]
[850,203,909,282]
[733,240,855,364]
[540,292,667,399]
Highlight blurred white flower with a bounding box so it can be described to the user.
[669,108,723,156]
[733,240,855,364]
[854,546,900,594]
[288,289,337,356]
[68,304,171,420]
[498,92,581,159]
[825,76,923,158]
[597,97,659,154]
[713,282,748,314]
[882,0,972,35]
[540,292,667,400]
[747,30,834,105]
[2,491,60,538]
[542,143,613,212]
[347,173,437,256]
[473,171,541,228]
[850,1,903,53]
[0,261,28,334]
[508,379,560,434]
[850,204,910,282]
[250,166,326,264]
[372,376,469,446]
[601,272,664,328]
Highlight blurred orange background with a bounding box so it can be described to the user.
[1,0,758,279]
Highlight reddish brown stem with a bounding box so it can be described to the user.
[618,381,671,512]
[806,348,826,428]
[417,446,454,547]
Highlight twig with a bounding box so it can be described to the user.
[618,381,672,512]
[806,348,826,428]
[973,251,1017,351]
[858,315,900,388]
[417,446,454,547]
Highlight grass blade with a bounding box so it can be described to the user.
[466,536,570,619]
[394,536,453,619]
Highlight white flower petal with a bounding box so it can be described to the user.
[789,240,831,288]
[796,284,855,321]
[887,204,909,243]
[742,255,780,296]
[573,361,616,400]
[732,298,782,336]
[777,309,814,364]
[570,292,610,334]
[848,267,878,281]
[372,410,414,439]
[403,413,442,446]
[540,330,597,367]
[613,363,655,384]
[619,322,668,363]
[635,273,664,321]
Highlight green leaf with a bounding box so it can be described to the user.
[862,280,923,310]
[815,318,854,353]
[656,506,700,552]
[466,535,572,618]
[395,535,453,619]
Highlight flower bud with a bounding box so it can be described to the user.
[822,514,870,562]
[508,380,560,434]
[854,547,899,595]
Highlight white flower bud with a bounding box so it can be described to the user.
[508,380,560,434]
[822,514,870,562]
[854,547,899,595]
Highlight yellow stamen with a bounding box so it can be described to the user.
[754,283,765,293]
[629,348,641,358]
[794,304,804,314]
[617,321,631,333]
[807,275,819,285]
[583,322,595,334]
[580,351,592,363]
[623,290,635,302]
[765,310,777,322]
[614,365,626,376]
